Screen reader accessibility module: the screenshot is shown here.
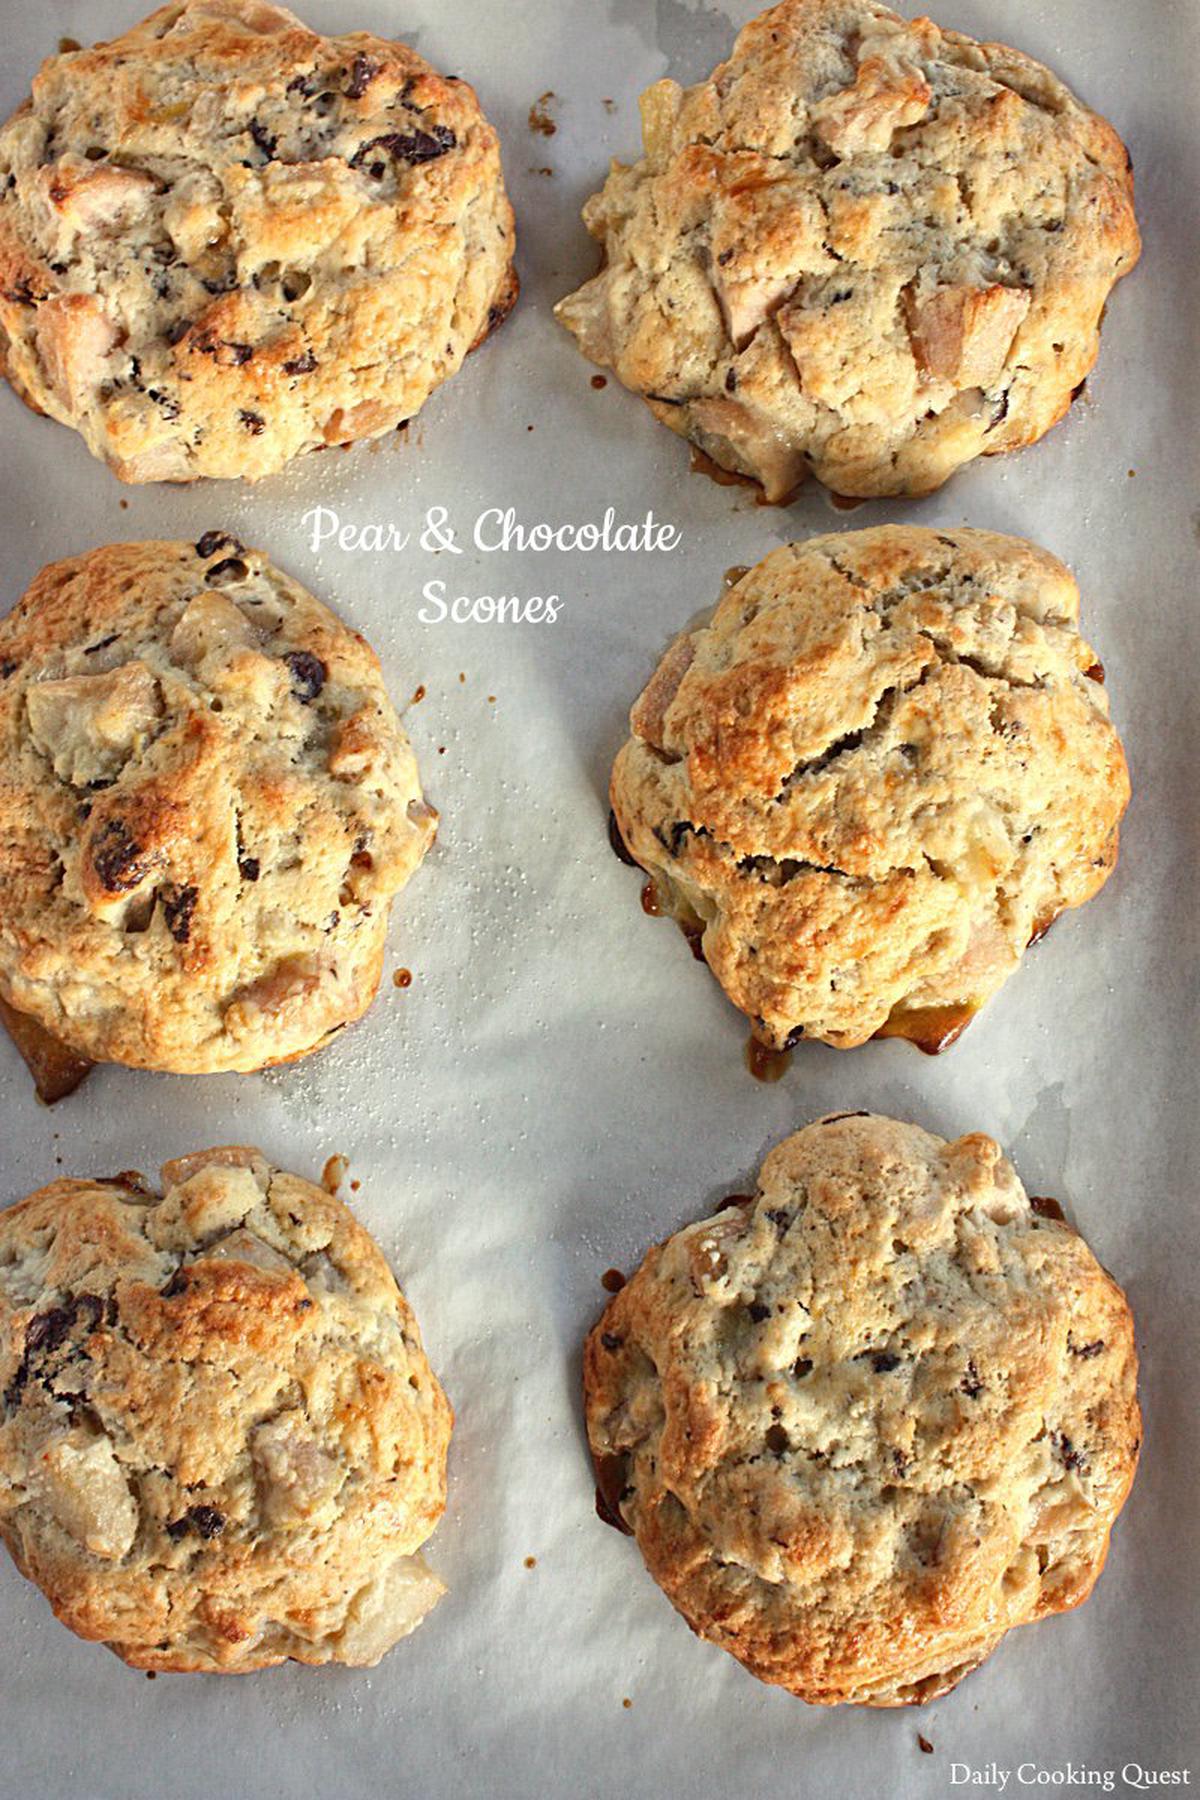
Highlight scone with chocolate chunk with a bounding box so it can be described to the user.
[0,538,435,1073]
[611,526,1128,1053]
[0,0,516,482]
[585,1113,1140,1706]
[0,1146,452,1672]
[557,0,1138,499]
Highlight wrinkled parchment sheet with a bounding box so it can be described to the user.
[0,2,1196,1795]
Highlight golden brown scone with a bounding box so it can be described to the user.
[585,1113,1140,1706]
[0,538,435,1073]
[0,1147,453,1672]
[611,526,1128,1052]
[556,0,1138,500]
[0,0,516,483]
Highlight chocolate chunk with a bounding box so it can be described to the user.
[239,409,266,435]
[284,650,326,701]
[868,1351,902,1373]
[147,388,180,419]
[607,809,638,867]
[161,884,198,945]
[350,126,457,172]
[344,54,380,99]
[205,557,249,586]
[1068,1337,1105,1360]
[91,819,150,893]
[6,1294,103,1406]
[25,1305,75,1357]
[783,1025,805,1050]
[764,1422,790,1455]
[792,1357,813,1378]
[724,368,737,392]
[746,1301,771,1324]
[248,120,277,159]
[1053,1432,1087,1474]
[960,1358,984,1397]
[165,1504,226,1541]
[238,855,260,882]
[189,1505,226,1539]
[1030,1195,1066,1222]
[195,531,242,560]
[282,351,317,375]
[666,820,704,856]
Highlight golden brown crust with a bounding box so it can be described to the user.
[0,0,516,482]
[556,0,1139,499]
[585,1114,1140,1705]
[0,1147,453,1672]
[611,526,1129,1050]
[0,539,435,1073]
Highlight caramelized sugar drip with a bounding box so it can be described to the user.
[593,1452,634,1535]
[828,491,868,512]
[874,1003,976,1055]
[688,445,760,491]
[0,996,93,1103]
[681,920,706,962]
[1027,907,1062,947]
[723,565,751,590]
[745,1035,791,1082]
[600,1268,626,1294]
[640,881,662,916]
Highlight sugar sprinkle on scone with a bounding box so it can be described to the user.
[0,0,517,483]
[557,0,1139,500]
[585,1113,1140,1706]
[0,538,435,1073]
[0,1147,452,1672]
[611,526,1129,1052]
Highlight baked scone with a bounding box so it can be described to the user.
[0,0,516,483]
[556,0,1138,500]
[0,538,435,1073]
[0,1146,452,1672]
[610,526,1128,1053]
[585,1113,1140,1706]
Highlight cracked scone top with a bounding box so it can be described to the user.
[0,538,435,1073]
[585,1113,1140,1706]
[611,526,1128,1053]
[0,1147,452,1672]
[556,0,1138,500]
[0,0,516,483]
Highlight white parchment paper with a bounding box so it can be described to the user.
[0,2,1196,1796]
